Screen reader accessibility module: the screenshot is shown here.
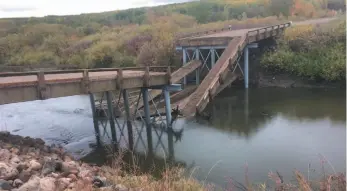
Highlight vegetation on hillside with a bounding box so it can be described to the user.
[0,0,345,73]
[261,19,346,81]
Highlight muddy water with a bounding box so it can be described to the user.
[0,87,345,188]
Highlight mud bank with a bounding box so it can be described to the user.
[254,70,345,89]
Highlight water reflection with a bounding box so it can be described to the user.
[196,87,346,138]
[81,117,187,178]
[0,87,345,189]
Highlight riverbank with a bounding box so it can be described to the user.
[0,131,204,191]
[260,17,345,87]
[0,131,345,191]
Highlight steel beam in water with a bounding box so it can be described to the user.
[89,93,101,146]
[106,91,117,144]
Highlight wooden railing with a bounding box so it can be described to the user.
[176,21,292,40]
[246,22,292,42]
[0,66,170,77]
[0,66,172,101]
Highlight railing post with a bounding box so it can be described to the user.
[82,70,89,93]
[37,71,47,100]
[166,66,171,84]
[143,66,150,87]
[116,69,123,89]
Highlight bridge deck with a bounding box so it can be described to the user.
[0,67,170,105]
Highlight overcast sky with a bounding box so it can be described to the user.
[0,0,192,18]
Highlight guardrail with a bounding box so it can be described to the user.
[247,22,292,37]
[0,66,170,77]
[0,66,173,102]
[176,21,292,40]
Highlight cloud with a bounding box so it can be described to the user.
[0,5,36,12]
[0,0,196,18]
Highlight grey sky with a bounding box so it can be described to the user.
[0,0,193,18]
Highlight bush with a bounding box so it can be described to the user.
[261,20,346,81]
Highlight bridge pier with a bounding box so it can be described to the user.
[141,88,154,155]
[122,89,134,150]
[178,46,226,87]
[195,48,200,85]
[182,48,188,88]
[89,93,101,146]
[244,43,258,89]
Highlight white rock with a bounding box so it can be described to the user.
[17,175,40,191]
[10,156,20,165]
[28,160,42,171]
[57,178,71,190]
[62,161,79,174]
[0,149,11,162]
[13,179,23,188]
[115,184,128,191]
[39,177,56,191]
[0,162,19,180]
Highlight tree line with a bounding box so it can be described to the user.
[0,0,345,71]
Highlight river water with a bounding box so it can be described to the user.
[0,87,345,188]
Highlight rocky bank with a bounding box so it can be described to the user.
[0,131,134,191]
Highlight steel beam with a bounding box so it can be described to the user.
[149,84,182,91]
[244,46,249,89]
[211,48,216,68]
[163,87,172,128]
[106,91,117,144]
[244,43,258,89]
[182,48,187,88]
[176,46,227,50]
[167,129,175,161]
[141,88,153,153]
[244,89,249,125]
[195,48,200,85]
[89,93,101,146]
[122,89,134,150]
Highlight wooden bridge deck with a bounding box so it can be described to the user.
[0,67,171,105]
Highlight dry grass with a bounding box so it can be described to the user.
[65,147,346,191]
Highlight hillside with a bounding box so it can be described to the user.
[0,0,345,70]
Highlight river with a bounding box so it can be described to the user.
[0,87,345,188]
